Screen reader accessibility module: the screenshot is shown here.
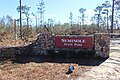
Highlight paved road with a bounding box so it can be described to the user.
[77,40,120,80]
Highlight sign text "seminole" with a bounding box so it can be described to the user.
[61,39,85,43]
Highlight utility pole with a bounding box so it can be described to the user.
[111,0,115,33]
[20,0,22,39]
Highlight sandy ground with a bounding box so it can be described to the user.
[0,39,120,80]
[0,57,99,80]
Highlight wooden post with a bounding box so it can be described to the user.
[20,0,22,39]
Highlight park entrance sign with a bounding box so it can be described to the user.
[31,33,110,58]
[55,36,93,49]
[0,33,111,61]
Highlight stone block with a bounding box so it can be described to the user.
[95,33,110,58]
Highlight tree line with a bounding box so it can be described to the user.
[0,0,120,39]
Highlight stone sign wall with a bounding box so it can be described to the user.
[30,33,111,58]
[0,33,111,61]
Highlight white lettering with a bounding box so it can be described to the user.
[64,43,73,46]
[61,39,86,43]
[61,39,66,42]
[74,43,82,46]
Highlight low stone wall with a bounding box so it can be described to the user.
[29,33,55,55]
[0,48,15,61]
[0,33,55,61]
[0,47,27,61]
